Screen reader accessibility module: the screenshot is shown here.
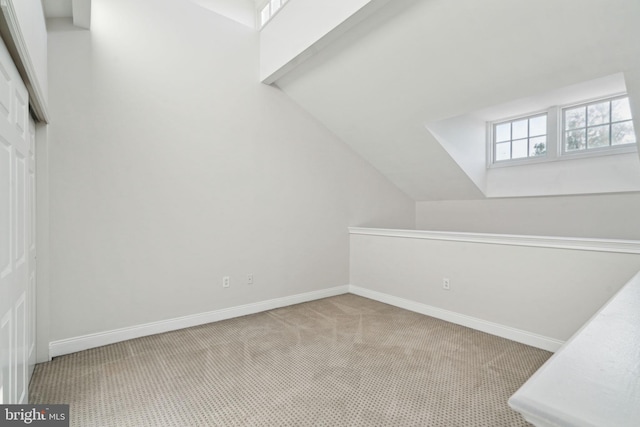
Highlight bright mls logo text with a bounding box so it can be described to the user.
[1,405,69,426]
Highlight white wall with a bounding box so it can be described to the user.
[45,0,414,345]
[416,193,640,240]
[350,231,640,344]
[486,153,640,198]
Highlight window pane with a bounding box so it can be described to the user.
[495,142,511,161]
[565,129,586,151]
[271,0,281,13]
[512,119,528,139]
[587,124,610,148]
[529,136,546,157]
[587,101,610,126]
[529,115,546,137]
[495,123,510,142]
[612,98,632,122]
[565,106,586,130]
[611,121,636,145]
[512,139,528,159]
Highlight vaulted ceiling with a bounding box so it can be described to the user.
[42,0,640,201]
[274,0,640,200]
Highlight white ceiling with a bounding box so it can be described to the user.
[275,0,640,201]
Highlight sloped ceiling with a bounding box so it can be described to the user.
[190,0,255,28]
[275,0,640,201]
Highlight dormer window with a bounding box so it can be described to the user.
[563,96,635,154]
[489,94,636,167]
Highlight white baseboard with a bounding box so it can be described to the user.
[49,285,349,358]
[49,284,563,358]
[348,285,564,352]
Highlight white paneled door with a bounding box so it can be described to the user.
[0,34,36,404]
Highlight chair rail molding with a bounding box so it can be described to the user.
[348,227,640,254]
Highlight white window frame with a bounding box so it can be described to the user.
[487,93,636,169]
[561,94,637,158]
[489,111,550,166]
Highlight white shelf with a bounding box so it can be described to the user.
[508,271,640,426]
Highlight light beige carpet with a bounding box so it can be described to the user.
[30,294,550,426]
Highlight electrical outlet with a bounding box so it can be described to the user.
[223,276,230,288]
[442,277,450,290]
[247,274,253,285]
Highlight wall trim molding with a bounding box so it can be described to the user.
[348,285,564,352]
[0,0,50,122]
[49,285,350,359]
[349,227,640,255]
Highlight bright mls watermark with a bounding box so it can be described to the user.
[0,405,69,426]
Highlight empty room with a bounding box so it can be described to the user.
[1,0,639,425]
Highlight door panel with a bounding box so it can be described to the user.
[15,152,25,266]
[15,293,25,403]
[14,87,26,139]
[1,310,11,404]
[0,137,10,279]
[0,33,33,405]
[0,62,10,120]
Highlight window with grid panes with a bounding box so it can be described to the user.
[563,96,636,153]
[493,113,548,162]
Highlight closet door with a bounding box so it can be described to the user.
[0,33,33,405]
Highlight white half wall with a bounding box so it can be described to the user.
[416,193,640,240]
[349,228,640,348]
[44,0,414,351]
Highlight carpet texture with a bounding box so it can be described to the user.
[30,294,551,426]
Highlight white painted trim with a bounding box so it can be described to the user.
[260,0,394,84]
[349,227,640,255]
[348,285,564,352]
[49,285,349,359]
[0,0,50,122]
[35,124,51,364]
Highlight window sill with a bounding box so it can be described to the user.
[488,144,638,170]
